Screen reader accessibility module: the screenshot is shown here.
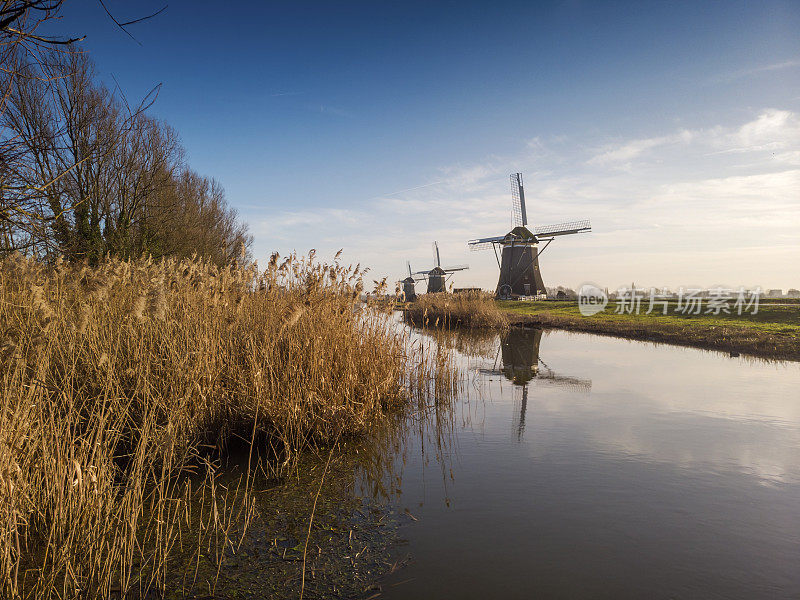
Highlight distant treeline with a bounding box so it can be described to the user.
[1,3,251,265]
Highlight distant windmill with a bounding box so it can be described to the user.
[468,173,591,299]
[415,241,468,293]
[398,261,424,301]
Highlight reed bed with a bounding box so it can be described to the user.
[404,290,509,329]
[0,252,456,599]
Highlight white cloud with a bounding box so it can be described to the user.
[732,108,800,151]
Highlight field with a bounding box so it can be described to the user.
[500,300,800,361]
[0,253,456,599]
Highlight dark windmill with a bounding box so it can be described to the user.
[415,241,468,294]
[468,173,591,299]
[480,328,592,440]
[398,261,424,302]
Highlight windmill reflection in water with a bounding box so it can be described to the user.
[479,329,592,440]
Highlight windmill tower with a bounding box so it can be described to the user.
[415,241,468,293]
[398,261,423,301]
[468,173,591,299]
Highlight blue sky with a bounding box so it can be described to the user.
[57,1,800,290]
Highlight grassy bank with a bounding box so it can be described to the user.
[500,300,800,361]
[0,253,455,599]
[403,291,509,329]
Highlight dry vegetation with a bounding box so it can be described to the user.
[0,251,457,599]
[404,290,509,329]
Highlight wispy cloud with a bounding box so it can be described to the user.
[368,180,446,200]
[587,130,694,166]
[589,109,800,165]
[716,58,800,83]
[313,104,353,118]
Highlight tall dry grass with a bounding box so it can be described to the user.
[404,290,509,329]
[0,251,456,599]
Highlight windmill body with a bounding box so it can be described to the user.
[497,227,546,299]
[402,277,418,301]
[413,242,468,294]
[468,173,591,299]
[398,261,423,301]
[426,266,447,293]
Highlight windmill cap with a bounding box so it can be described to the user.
[505,226,536,241]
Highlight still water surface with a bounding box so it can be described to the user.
[370,327,800,599]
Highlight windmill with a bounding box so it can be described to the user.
[398,261,424,302]
[468,173,591,299]
[414,241,468,293]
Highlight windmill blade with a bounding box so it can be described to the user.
[478,367,505,376]
[534,219,591,237]
[432,241,441,267]
[442,264,469,272]
[535,373,593,392]
[510,173,528,227]
[407,261,412,278]
[537,358,592,392]
[468,241,494,251]
[468,235,504,251]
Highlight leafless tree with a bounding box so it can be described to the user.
[1,3,251,264]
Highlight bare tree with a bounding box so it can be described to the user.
[1,1,176,258]
[3,46,251,264]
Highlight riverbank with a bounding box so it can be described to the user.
[500,300,800,361]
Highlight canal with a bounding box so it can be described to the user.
[372,326,800,599]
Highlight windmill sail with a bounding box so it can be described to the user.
[534,219,591,237]
[442,264,469,272]
[510,173,527,227]
[467,235,505,251]
[433,241,441,267]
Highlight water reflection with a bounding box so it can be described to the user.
[377,325,800,600]
[477,328,592,440]
[173,325,800,599]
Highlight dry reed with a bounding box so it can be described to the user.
[0,251,455,599]
[404,290,509,329]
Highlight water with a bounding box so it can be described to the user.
[370,327,800,599]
